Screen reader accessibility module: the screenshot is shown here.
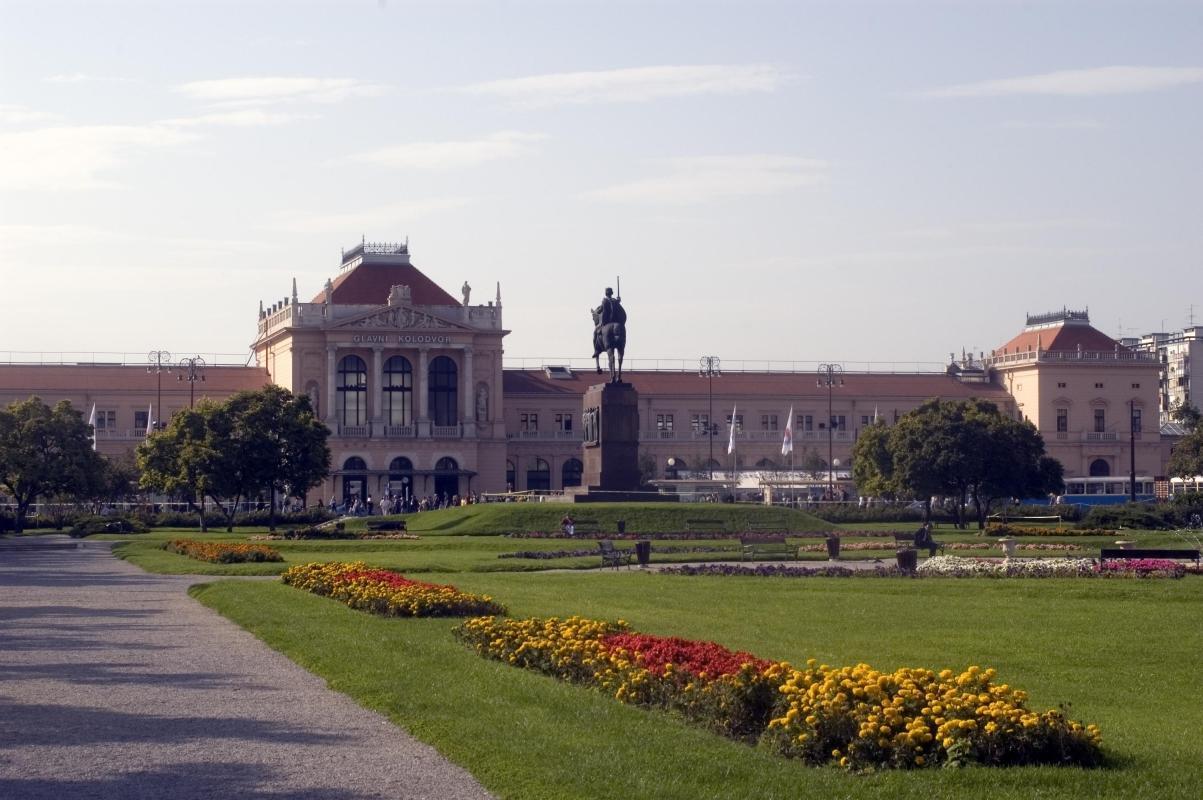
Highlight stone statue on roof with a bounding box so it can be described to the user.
[462,281,471,305]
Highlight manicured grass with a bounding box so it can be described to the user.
[193,573,1203,800]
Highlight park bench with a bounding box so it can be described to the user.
[598,540,634,570]
[1098,548,1200,565]
[686,518,726,533]
[893,532,944,556]
[739,535,797,561]
[366,520,407,532]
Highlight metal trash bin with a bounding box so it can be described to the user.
[896,547,918,572]
[635,540,651,567]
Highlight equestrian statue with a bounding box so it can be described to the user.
[591,285,626,383]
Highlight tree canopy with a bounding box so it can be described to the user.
[0,397,106,531]
[851,398,1062,528]
[137,386,330,531]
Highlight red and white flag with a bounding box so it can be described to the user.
[87,403,97,451]
[781,405,794,456]
[146,404,154,438]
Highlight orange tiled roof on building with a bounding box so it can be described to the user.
[994,308,1127,355]
[310,242,460,307]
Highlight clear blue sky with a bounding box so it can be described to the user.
[2,0,1200,366]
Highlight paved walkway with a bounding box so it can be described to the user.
[0,537,492,800]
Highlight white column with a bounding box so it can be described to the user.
[462,347,475,437]
[325,345,337,425]
[371,346,384,427]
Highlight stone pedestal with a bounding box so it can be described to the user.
[581,382,640,491]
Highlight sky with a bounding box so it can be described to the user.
[1,0,1201,370]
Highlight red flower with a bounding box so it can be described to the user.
[602,632,769,676]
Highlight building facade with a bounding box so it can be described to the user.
[1123,326,1202,422]
[0,246,1181,499]
[983,309,1163,479]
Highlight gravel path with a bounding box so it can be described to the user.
[0,537,492,800]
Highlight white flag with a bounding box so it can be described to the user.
[781,405,794,457]
[87,403,97,451]
[727,404,737,455]
[873,404,879,424]
[146,404,154,438]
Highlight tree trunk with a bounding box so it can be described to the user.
[268,484,276,532]
[922,497,932,523]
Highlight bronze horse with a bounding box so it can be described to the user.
[591,307,626,383]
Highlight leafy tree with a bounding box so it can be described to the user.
[83,454,142,513]
[850,421,895,499]
[0,397,105,531]
[1170,400,1202,433]
[1168,428,1203,481]
[799,448,827,477]
[964,406,1063,528]
[137,405,215,530]
[638,452,658,485]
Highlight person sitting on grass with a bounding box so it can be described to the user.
[913,522,939,557]
[561,514,575,537]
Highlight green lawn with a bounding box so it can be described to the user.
[192,572,1203,799]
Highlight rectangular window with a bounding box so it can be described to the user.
[761,414,777,431]
[1095,382,1104,389]
[1131,383,1141,389]
[1094,409,1105,433]
[554,413,572,431]
[1056,408,1068,432]
[1131,408,1142,432]
[691,414,709,434]
[726,414,743,432]
[656,414,674,431]
[95,410,117,429]
[832,415,846,431]
[134,409,149,432]
[520,413,538,432]
[861,415,871,425]
[1057,382,1067,389]
[801,414,813,431]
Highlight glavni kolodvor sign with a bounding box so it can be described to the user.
[350,334,453,344]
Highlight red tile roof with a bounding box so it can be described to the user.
[311,262,460,307]
[996,323,1127,355]
[503,370,1012,402]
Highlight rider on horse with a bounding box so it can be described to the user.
[591,287,627,382]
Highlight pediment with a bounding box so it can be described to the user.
[333,304,474,332]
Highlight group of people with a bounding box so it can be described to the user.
[327,491,487,517]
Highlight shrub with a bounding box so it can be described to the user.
[69,516,150,538]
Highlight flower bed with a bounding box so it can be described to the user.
[163,539,283,564]
[282,561,505,617]
[498,545,735,560]
[506,531,900,540]
[456,615,1102,769]
[918,555,1184,579]
[986,524,1115,538]
[660,564,903,578]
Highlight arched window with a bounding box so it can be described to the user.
[388,456,413,500]
[434,456,459,499]
[383,356,413,426]
[755,458,778,469]
[562,458,583,488]
[1089,459,1111,477]
[666,456,688,479]
[341,456,367,503]
[506,459,516,491]
[429,356,458,426]
[527,457,551,491]
[337,355,368,426]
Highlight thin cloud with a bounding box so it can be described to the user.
[175,76,387,106]
[0,124,197,191]
[343,131,546,170]
[44,73,135,84]
[1001,119,1105,130]
[462,64,787,107]
[267,198,476,234]
[916,66,1203,98]
[0,104,59,125]
[589,155,828,205]
[160,109,312,127]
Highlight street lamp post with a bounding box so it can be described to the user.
[147,350,173,430]
[699,356,721,479]
[817,363,844,499]
[178,356,207,409]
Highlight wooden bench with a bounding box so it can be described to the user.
[598,540,634,569]
[1099,548,1200,565]
[686,518,726,533]
[739,535,797,561]
[893,532,944,556]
